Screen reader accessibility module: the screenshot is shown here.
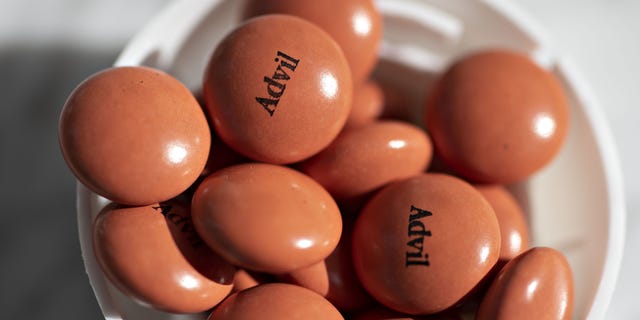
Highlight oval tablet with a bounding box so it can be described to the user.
[208,283,343,320]
[201,130,248,176]
[242,0,382,83]
[192,163,342,273]
[475,185,530,261]
[476,247,574,320]
[59,66,210,205]
[425,50,569,183]
[93,200,235,313]
[355,306,462,320]
[301,120,432,200]
[203,15,352,164]
[324,217,376,312]
[232,270,263,292]
[276,214,376,311]
[278,260,330,297]
[352,173,500,314]
[346,81,384,128]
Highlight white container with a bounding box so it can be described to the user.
[76,0,626,319]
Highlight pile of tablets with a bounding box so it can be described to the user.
[59,1,573,319]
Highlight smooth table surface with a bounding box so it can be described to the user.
[0,0,638,319]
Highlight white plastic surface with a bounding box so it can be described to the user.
[77,0,625,319]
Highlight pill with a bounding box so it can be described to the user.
[59,66,211,205]
[201,130,248,176]
[352,173,500,315]
[278,260,330,296]
[275,215,378,312]
[476,247,574,320]
[242,0,382,83]
[232,270,262,292]
[354,306,462,320]
[379,82,415,123]
[203,14,352,164]
[475,184,530,262]
[300,120,432,200]
[324,216,376,312]
[93,199,235,313]
[272,214,377,310]
[346,80,385,128]
[208,283,343,320]
[425,50,569,183]
[192,163,342,273]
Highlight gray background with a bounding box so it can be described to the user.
[1,0,638,319]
